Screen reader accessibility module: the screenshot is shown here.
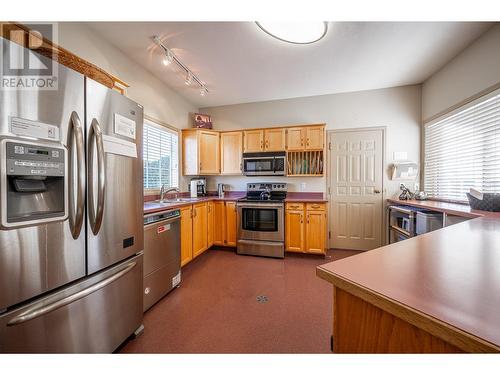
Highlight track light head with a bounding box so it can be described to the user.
[162,50,173,66]
[200,86,207,96]
[185,71,193,86]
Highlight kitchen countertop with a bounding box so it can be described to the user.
[386,198,500,219]
[144,192,246,215]
[144,192,328,215]
[317,199,500,352]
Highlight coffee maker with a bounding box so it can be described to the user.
[189,177,207,198]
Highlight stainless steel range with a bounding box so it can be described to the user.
[237,183,287,258]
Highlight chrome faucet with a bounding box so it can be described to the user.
[159,185,179,202]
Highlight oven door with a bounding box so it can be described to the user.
[237,203,284,242]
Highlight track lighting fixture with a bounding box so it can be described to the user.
[162,49,173,66]
[153,36,208,97]
[185,71,193,86]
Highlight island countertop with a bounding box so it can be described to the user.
[317,214,500,352]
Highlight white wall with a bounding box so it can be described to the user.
[201,85,421,197]
[57,22,198,191]
[422,24,500,121]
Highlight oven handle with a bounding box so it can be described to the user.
[237,203,284,209]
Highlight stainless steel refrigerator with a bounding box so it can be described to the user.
[0,37,144,353]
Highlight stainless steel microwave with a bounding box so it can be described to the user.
[242,152,286,176]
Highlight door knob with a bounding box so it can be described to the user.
[374,189,381,194]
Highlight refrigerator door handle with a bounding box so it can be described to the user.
[88,118,106,235]
[68,111,86,239]
[7,261,137,327]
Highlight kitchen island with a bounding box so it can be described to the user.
[317,199,500,353]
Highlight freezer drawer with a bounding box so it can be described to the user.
[0,254,143,353]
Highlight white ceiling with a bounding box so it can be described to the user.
[86,22,493,108]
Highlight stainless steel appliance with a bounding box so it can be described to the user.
[189,177,206,197]
[217,183,225,198]
[0,38,144,353]
[143,209,181,311]
[242,152,286,176]
[237,183,287,258]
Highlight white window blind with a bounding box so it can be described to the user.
[424,89,500,202]
[143,119,179,190]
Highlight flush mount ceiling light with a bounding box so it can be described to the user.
[153,36,208,96]
[256,22,328,44]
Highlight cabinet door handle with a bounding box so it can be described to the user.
[300,214,303,224]
[311,204,320,209]
[307,214,310,224]
[306,138,310,147]
[261,140,264,149]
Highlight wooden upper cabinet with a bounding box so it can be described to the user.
[199,131,220,174]
[264,128,286,151]
[305,126,325,150]
[220,131,243,174]
[182,129,220,175]
[287,127,306,151]
[243,130,264,152]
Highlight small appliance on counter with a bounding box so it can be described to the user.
[236,182,287,258]
[189,177,206,198]
[217,183,225,198]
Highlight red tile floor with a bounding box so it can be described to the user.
[119,248,359,353]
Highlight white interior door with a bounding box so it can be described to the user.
[328,129,384,250]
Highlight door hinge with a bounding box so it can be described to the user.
[328,142,331,150]
[329,231,331,239]
[328,187,331,195]
[330,335,334,352]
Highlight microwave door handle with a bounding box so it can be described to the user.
[88,118,106,235]
[68,111,85,239]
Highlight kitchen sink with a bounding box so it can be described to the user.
[155,198,200,203]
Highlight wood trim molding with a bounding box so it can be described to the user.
[184,123,326,134]
[317,267,500,353]
[1,22,129,93]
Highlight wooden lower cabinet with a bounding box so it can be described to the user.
[225,201,237,246]
[192,202,208,258]
[305,210,326,254]
[180,206,193,267]
[212,200,237,247]
[213,201,226,245]
[285,202,327,254]
[207,201,214,247]
[285,210,305,253]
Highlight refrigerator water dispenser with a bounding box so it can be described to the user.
[1,138,67,228]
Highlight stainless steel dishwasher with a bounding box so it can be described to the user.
[143,209,181,311]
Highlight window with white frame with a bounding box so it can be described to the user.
[424,89,500,202]
[143,118,179,191]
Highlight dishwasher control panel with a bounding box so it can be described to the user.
[144,209,180,225]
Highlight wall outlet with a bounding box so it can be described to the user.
[300,182,306,191]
